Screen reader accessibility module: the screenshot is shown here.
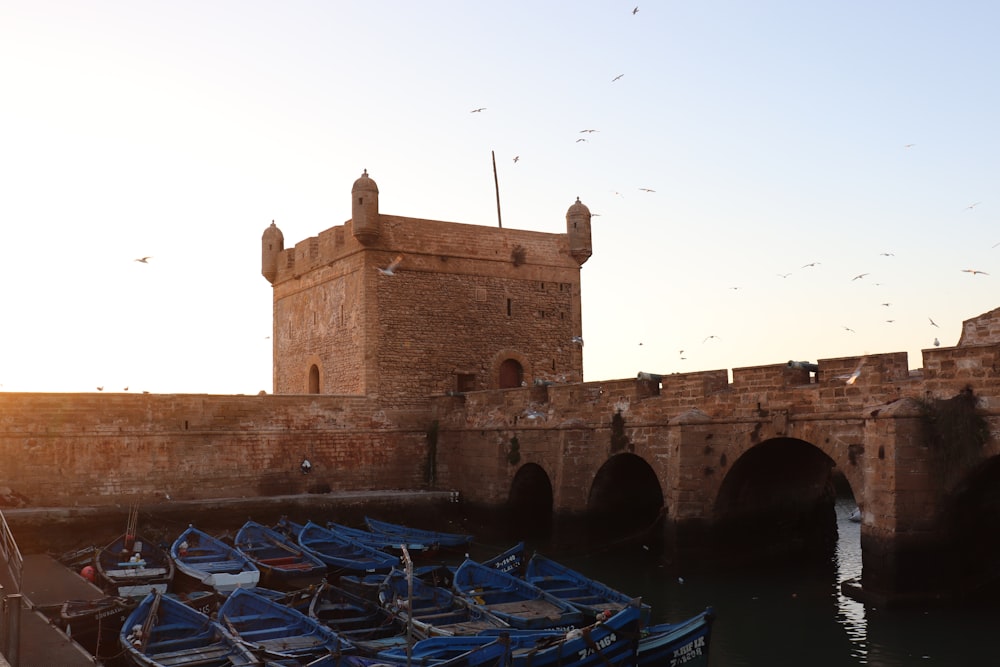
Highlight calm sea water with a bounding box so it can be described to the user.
[494,496,1000,667]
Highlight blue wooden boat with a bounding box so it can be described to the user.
[309,579,409,655]
[95,532,175,598]
[523,552,651,625]
[328,521,435,558]
[119,590,260,667]
[379,568,510,638]
[379,600,643,667]
[333,634,511,667]
[365,517,474,550]
[295,520,401,576]
[218,586,353,661]
[171,525,260,593]
[637,607,714,667]
[452,559,586,630]
[234,519,327,589]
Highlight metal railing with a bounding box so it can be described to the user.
[0,512,22,593]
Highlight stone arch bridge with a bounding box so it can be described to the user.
[433,341,1000,603]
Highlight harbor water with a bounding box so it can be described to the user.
[500,496,1000,666]
[26,495,1000,666]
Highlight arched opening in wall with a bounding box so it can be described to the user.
[586,453,664,548]
[507,463,553,540]
[308,365,321,394]
[940,455,1000,598]
[498,359,523,389]
[713,437,837,565]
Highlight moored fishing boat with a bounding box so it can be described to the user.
[523,552,651,625]
[452,558,585,630]
[294,519,400,577]
[234,519,327,589]
[636,607,715,667]
[218,586,353,661]
[379,600,644,667]
[365,517,474,550]
[309,579,409,655]
[379,568,510,638]
[119,590,260,667]
[95,532,175,598]
[170,525,260,593]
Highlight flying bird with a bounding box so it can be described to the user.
[881,303,891,307]
[904,144,916,149]
[802,262,820,268]
[134,256,151,263]
[612,74,624,82]
[470,107,486,113]
[576,138,588,143]
[880,252,894,256]
[967,202,981,210]
[639,188,656,193]
[579,129,598,134]
[376,255,404,276]
[703,335,720,343]
[632,6,639,14]
[777,272,791,278]
[962,269,989,275]
[852,273,869,281]
[844,362,864,385]
[96,386,104,391]
[929,317,939,328]
[843,326,856,333]
[513,156,519,163]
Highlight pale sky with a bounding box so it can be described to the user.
[2,1,998,394]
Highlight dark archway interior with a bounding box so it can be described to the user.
[712,437,838,563]
[586,453,664,545]
[507,463,554,539]
[943,455,1000,597]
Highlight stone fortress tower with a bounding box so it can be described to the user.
[262,170,592,404]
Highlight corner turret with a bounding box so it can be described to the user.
[351,169,381,245]
[566,197,592,265]
[261,220,284,284]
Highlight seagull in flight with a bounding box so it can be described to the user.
[777,272,791,278]
[929,317,939,328]
[513,156,519,163]
[612,74,624,82]
[632,6,639,14]
[967,202,981,210]
[904,144,916,149]
[802,262,820,268]
[639,187,656,193]
[852,273,869,281]
[843,326,856,333]
[134,256,152,263]
[880,252,894,257]
[96,386,104,391]
[576,138,588,143]
[579,129,598,134]
[962,268,989,275]
[376,255,404,276]
[470,107,486,113]
[703,335,720,343]
[844,361,864,385]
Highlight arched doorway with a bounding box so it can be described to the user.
[587,453,664,545]
[308,365,320,394]
[714,437,837,563]
[498,359,523,389]
[508,463,553,539]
